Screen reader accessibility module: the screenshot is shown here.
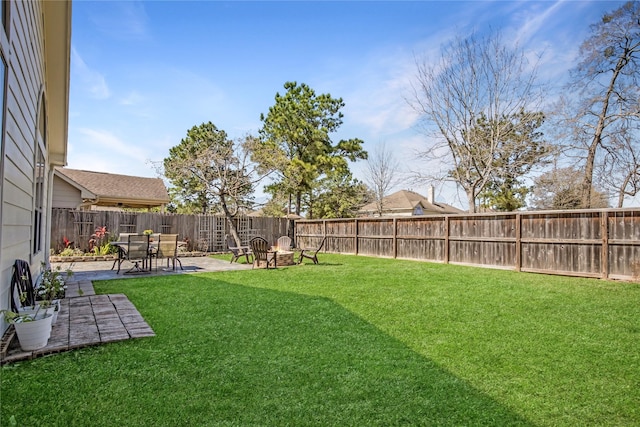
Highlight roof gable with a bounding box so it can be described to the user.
[54,168,170,208]
[54,170,96,199]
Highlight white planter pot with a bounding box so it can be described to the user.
[13,314,53,351]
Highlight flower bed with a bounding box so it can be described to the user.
[49,255,116,263]
[50,252,208,263]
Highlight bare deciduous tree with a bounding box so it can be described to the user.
[596,123,640,207]
[409,30,547,213]
[531,166,609,210]
[561,1,640,208]
[364,142,401,216]
[163,122,271,246]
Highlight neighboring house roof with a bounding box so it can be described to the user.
[247,208,266,217]
[247,208,303,219]
[358,190,464,216]
[54,167,170,209]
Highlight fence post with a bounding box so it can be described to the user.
[393,217,398,259]
[515,213,522,272]
[601,210,609,279]
[354,219,359,255]
[444,216,450,264]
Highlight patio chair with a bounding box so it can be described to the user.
[226,234,252,264]
[276,236,292,251]
[11,259,35,311]
[111,233,135,271]
[298,236,326,265]
[118,232,135,241]
[117,234,150,274]
[153,233,183,271]
[249,237,276,269]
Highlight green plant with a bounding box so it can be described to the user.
[58,247,84,257]
[1,309,37,323]
[143,229,154,236]
[36,262,73,304]
[89,226,109,254]
[96,241,116,255]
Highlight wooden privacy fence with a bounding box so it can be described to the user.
[51,209,291,253]
[296,209,640,281]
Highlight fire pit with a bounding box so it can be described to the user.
[275,250,295,266]
[271,247,296,266]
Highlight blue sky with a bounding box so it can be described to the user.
[68,0,626,208]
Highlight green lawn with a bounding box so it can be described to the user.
[2,254,639,426]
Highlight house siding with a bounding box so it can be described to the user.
[0,1,68,335]
[52,174,83,209]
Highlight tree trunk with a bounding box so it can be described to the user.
[295,191,302,216]
[580,55,626,208]
[581,142,598,209]
[467,190,477,214]
[617,171,632,208]
[220,195,241,247]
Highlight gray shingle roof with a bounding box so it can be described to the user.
[359,190,463,215]
[55,167,170,206]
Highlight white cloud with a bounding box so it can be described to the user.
[510,0,566,47]
[335,49,421,139]
[71,47,111,100]
[68,128,155,176]
[339,17,476,142]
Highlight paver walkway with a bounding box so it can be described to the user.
[0,284,154,364]
[0,256,251,364]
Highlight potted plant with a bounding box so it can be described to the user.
[36,262,73,323]
[143,229,154,242]
[2,307,53,351]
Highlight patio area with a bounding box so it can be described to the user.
[53,253,252,281]
[1,255,250,364]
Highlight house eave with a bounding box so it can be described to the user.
[95,197,169,209]
[43,0,72,166]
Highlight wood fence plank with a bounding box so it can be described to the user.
[295,209,639,280]
[51,209,288,253]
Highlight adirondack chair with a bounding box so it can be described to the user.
[298,236,326,265]
[226,234,252,264]
[249,237,276,269]
[276,236,292,251]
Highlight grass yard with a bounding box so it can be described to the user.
[1,254,639,426]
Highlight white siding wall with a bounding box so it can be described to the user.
[52,175,83,209]
[0,1,47,333]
